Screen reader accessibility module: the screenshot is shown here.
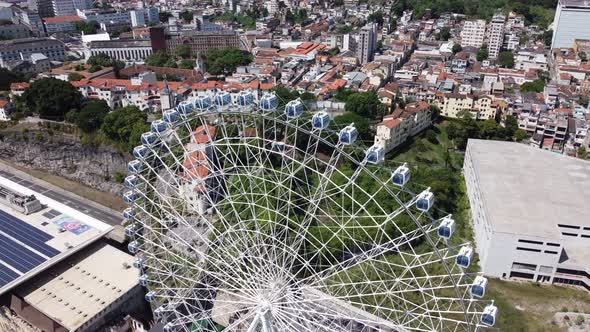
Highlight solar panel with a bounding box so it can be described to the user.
[0,210,53,241]
[0,210,60,257]
[0,262,19,287]
[0,233,47,273]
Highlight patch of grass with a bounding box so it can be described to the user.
[488,279,590,331]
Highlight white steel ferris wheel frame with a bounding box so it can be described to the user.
[123,94,497,332]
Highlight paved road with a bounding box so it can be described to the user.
[0,170,123,226]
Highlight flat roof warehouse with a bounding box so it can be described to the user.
[0,175,112,295]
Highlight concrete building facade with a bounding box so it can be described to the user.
[464,139,590,289]
[551,0,590,48]
[374,101,433,152]
[0,38,65,68]
[460,19,486,48]
[487,14,505,59]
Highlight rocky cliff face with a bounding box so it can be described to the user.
[0,133,129,194]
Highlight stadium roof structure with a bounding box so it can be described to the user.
[0,176,112,295]
[466,139,590,239]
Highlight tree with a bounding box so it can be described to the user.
[204,48,253,75]
[179,59,194,69]
[0,68,25,90]
[520,79,545,93]
[174,45,191,59]
[159,11,173,23]
[368,11,384,25]
[101,106,147,150]
[74,20,99,34]
[452,43,462,55]
[476,44,489,62]
[344,91,385,120]
[180,10,193,22]
[272,86,299,108]
[21,78,81,121]
[537,70,551,82]
[514,129,528,141]
[436,27,451,41]
[67,72,84,81]
[87,53,114,67]
[542,30,553,48]
[76,100,110,133]
[578,146,588,159]
[145,50,170,67]
[497,51,515,68]
[579,95,589,107]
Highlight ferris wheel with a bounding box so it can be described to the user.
[122,90,498,332]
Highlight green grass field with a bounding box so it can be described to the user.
[383,120,590,331]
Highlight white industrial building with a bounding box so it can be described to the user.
[464,140,590,290]
[551,0,590,49]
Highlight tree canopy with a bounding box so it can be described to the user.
[343,91,386,120]
[452,44,462,55]
[101,106,148,151]
[520,79,545,93]
[476,45,489,62]
[0,68,26,90]
[497,51,515,68]
[145,50,171,67]
[20,78,82,121]
[74,20,99,34]
[75,100,111,133]
[204,48,253,75]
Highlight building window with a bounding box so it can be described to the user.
[518,239,543,245]
[516,246,542,253]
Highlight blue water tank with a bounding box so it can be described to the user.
[214,91,232,107]
[392,163,410,187]
[127,160,142,174]
[194,95,211,110]
[481,304,498,327]
[123,191,139,204]
[366,146,385,164]
[456,245,474,269]
[133,145,149,159]
[163,109,180,124]
[237,91,254,106]
[151,120,168,133]
[312,111,330,129]
[140,132,158,147]
[470,276,488,299]
[339,125,358,145]
[437,215,455,240]
[285,99,304,118]
[416,189,434,212]
[260,93,278,111]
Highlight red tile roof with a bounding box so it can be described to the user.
[380,118,402,129]
[43,16,82,24]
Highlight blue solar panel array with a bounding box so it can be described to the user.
[0,262,18,286]
[0,209,63,288]
[0,233,46,273]
[0,210,60,257]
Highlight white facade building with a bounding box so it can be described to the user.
[464,139,590,290]
[487,14,505,59]
[460,19,486,48]
[52,0,75,16]
[551,0,590,49]
[374,101,432,152]
[130,9,146,27]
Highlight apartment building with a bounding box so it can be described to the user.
[460,19,486,48]
[165,30,240,57]
[464,139,590,290]
[519,111,568,148]
[356,23,377,65]
[0,38,65,68]
[0,24,30,40]
[43,15,81,34]
[374,101,433,152]
[439,93,498,120]
[488,14,505,59]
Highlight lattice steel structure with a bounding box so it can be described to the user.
[123,93,498,332]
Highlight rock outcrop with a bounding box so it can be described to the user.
[0,132,129,195]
